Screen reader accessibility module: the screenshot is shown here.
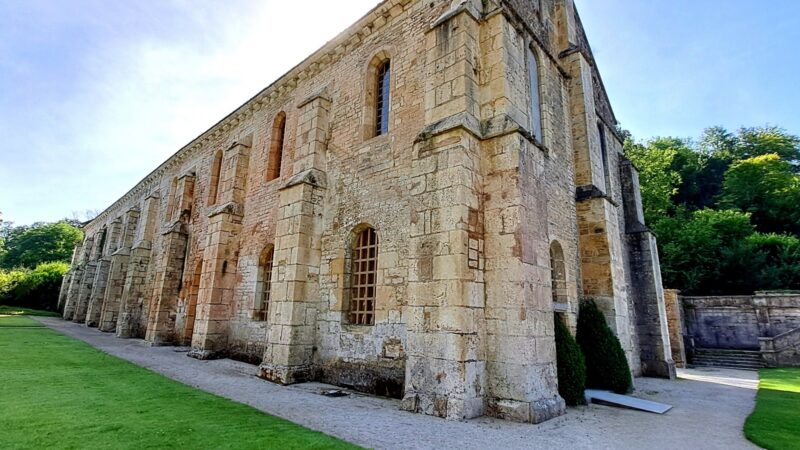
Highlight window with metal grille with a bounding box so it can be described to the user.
[349,227,378,325]
[375,60,391,136]
[254,247,274,321]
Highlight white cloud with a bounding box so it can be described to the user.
[0,0,379,224]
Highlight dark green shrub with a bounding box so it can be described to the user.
[576,299,633,394]
[555,318,586,406]
[1,262,68,311]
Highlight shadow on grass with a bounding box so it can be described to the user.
[0,305,60,317]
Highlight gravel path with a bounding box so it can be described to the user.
[35,317,759,449]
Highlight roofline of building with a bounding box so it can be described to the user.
[87,0,407,229]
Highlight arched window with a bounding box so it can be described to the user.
[550,241,567,305]
[267,112,286,182]
[254,246,274,321]
[365,52,391,139]
[375,60,391,136]
[207,150,223,206]
[527,47,543,143]
[349,226,378,325]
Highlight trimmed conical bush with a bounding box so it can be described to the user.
[555,317,587,405]
[576,299,633,394]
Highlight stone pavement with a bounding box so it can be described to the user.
[35,317,759,450]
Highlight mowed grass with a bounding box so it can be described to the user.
[745,368,800,450]
[0,316,358,449]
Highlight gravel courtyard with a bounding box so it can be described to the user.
[36,317,759,450]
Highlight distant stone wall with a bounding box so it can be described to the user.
[760,327,800,368]
[683,293,800,350]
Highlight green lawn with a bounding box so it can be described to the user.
[0,315,358,449]
[745,368,800,450]
[0,304,60,316]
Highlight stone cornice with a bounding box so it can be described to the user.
[86,0,414,230]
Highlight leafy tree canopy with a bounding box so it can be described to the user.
[721,154,800,235]
[625,124,800,295]
[0,221,83,270]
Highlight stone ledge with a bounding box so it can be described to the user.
[207,201,245,218]
[575,184,619,207]
[431,0,482,29]
[280,168,328,190]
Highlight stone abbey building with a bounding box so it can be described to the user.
[59,0,675,424]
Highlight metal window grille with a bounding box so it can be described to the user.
[349,228,378,325]
[375,61,391,136]
[256,248,274,321]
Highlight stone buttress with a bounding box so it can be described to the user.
[117,193,160,338]
[98,207,140,332]
[146,174,196,345]
[258,91,330,382]
[189,141,250,358]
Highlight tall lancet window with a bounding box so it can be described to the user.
[527,48,543,143]
[375,60,391,136]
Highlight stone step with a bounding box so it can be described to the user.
[693,354,764,362]
[693,358,763,364]
[695,348,762,356]
[691,357,765,369]
[691,362,763,371]
[691,347,766,370]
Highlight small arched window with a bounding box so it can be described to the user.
[254,246,274,321]
[349,226,378,325]
[550,241,567,305]
[527,47,543,143]
[365,52,392,139]
[207,150,223,206]
[267,112,286,182]
[375,60,391,136]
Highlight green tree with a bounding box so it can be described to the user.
[735,126,800,169]
[623,137,682,225]
[652,209,755,294]
[0,221,83,269]
[721,154,800,235]
[742,233,800,292]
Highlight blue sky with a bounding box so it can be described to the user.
[0,1,798,225]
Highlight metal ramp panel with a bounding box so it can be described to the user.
[585,389,673,414]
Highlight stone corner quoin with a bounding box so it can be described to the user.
[59,0,675,424]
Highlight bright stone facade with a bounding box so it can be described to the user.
[59,0,674,423]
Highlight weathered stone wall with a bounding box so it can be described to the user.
[683,293,800,350]
[663,289,686,368]
[58,0,671,424]
[760,327,800,367]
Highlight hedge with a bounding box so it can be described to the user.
[555,317,587,405]
[576,299,633,394]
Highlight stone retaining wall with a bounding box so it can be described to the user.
[682,293,800,350]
